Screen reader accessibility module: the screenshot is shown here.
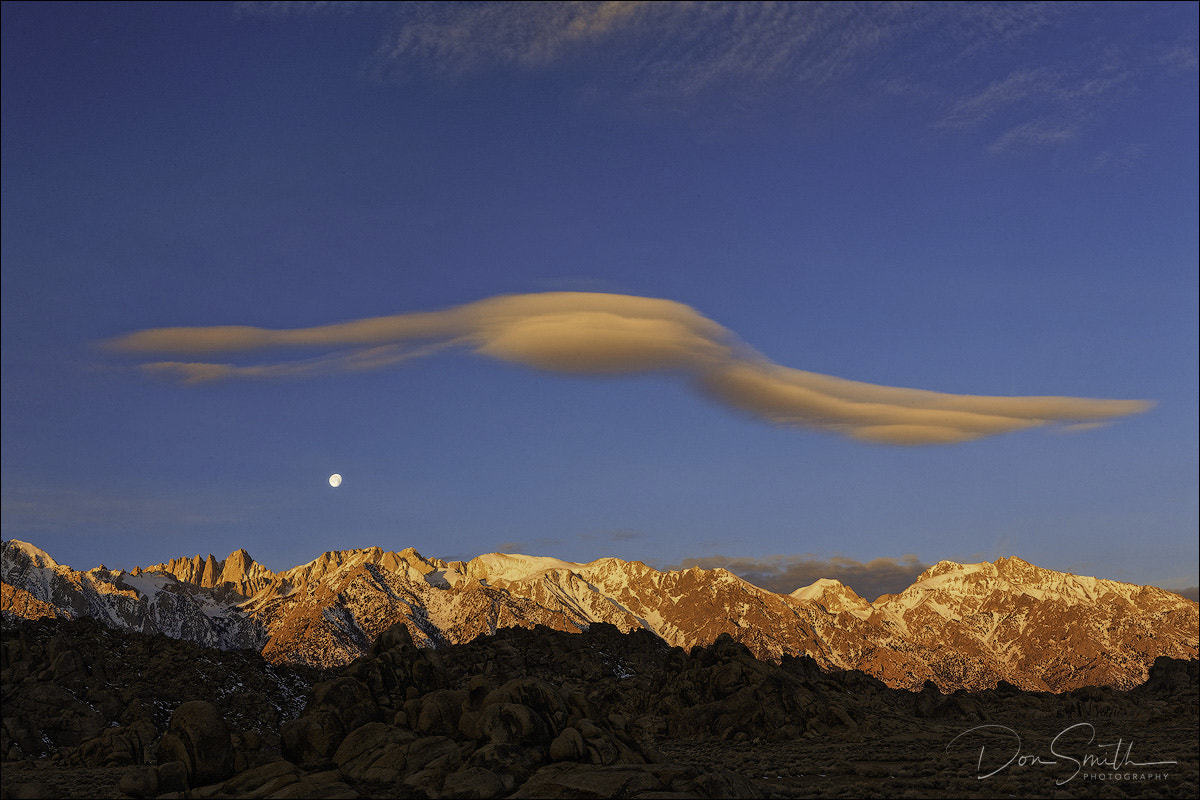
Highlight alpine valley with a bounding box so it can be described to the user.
[3,539,1195,693]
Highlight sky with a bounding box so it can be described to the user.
[2,1,1197,600]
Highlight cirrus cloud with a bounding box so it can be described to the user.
[235,2,1195,158]
[99,291,1151,446]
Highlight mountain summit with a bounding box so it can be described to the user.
[2,539,1195,692]
[133,549,275,599]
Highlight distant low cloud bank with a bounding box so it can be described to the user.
[680,555,1198,604]
[100,291,1151,446]
[674,554,930,601]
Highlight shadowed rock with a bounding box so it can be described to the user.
[2,615,1197,799]
[155,700,234,787]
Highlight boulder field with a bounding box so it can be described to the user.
[2,617,1197,798]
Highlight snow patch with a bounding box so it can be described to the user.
[790,578,845,601]
[119,572,173,597]
[4,539,60,569]
[466,553,583,584]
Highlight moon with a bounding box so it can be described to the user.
[328,473,342,488]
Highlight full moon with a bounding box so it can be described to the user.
[328,473,342,488]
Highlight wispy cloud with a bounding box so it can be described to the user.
[938,67,1054,126]
[1053,421,1113,435]
[1089,144,1147,173]
[358,1,946,100]
[138,342,450,383]
[353,3,1073,97]
[100,291,1151,446]
[673,553,930,601]
[234,1,1189,156]
[372,0,654,76]
[935,62,1132,153]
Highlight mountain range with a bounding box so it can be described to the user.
[3,539,1196,692]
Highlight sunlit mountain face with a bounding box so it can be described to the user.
[5,539,1195,693]
[5,538,1198,799]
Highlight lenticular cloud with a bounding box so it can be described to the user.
[100,291,1151,445]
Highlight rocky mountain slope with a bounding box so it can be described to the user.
[1,541,262,651]
[3,539,1196,692]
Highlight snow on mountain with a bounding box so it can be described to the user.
[6,540,59,569]
[790,578,874,619]
[464,552,583,584]
[871,556,1200,690]
[2,539,263,650]
[195,548,1200,688]
[4,539,1196,693]
[790,577,844,601]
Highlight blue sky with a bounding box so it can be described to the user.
[2,2,1196,597]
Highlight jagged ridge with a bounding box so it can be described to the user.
[2,539,1196,692]
[2,541,263,651]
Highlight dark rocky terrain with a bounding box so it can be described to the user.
[2,617,1196,799]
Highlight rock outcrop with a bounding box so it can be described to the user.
[3,616,1197,798]
[133,547,276,599]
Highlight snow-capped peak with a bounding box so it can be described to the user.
[6,539,1196,694]
[464,552,583,584]
[789,577,873,619]
[3,539,60,569]
[789,577,847,600]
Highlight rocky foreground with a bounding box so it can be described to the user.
[1,617,1197,799]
